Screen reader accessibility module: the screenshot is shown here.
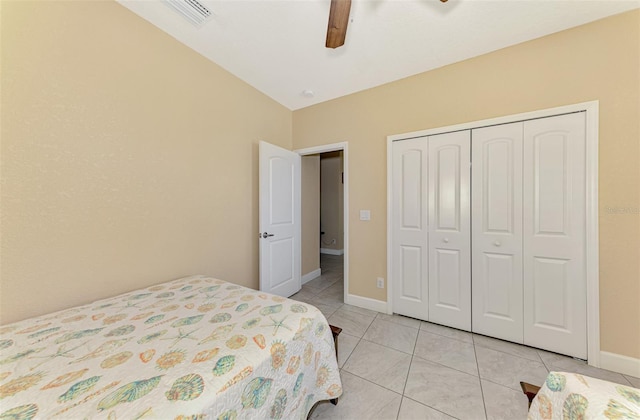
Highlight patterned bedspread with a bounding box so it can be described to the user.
[0,275,342,419]
[528,371,640,419]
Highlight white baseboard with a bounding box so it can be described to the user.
[320,248,344,256]
[301,269,321,285]
[599,351,640,378]
[344,293,387,313]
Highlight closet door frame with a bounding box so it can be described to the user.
[386,100,600,366]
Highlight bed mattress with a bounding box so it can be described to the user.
[0,275,342,419]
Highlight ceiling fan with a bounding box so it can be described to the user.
[325,0,448,49]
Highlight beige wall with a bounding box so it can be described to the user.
[320,152,344,251]
[301,155,320,276]
[293,10,640,359]
[0,0,292,324]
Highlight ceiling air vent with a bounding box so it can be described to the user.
[164,0,212,27]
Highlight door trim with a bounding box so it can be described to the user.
[295,142,349,306]
[387,100,600,366]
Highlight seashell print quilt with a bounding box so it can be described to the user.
[528,371,640,419]
[0,275,342,419]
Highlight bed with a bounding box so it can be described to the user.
[525,372,640,419]
[0,275,342,419]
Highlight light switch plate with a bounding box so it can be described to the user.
[360,210,371,221]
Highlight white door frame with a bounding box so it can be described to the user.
[387,101,600,366]
[295,142,349,305]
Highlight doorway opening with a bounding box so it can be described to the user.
[292,143,348,314]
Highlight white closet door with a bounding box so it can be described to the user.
[392,137,429,320]
[523,112,587,359]
[428,130,471,331]
[471,123,524,342]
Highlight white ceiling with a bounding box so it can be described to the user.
[118,0,639,110]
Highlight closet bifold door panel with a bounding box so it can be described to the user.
[523,112,587,359]
[391,137,429,320]
[471,122,524,343]
[427,130,471,331]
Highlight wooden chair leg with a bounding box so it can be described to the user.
[329,325,342,406]
[520,381,541,408]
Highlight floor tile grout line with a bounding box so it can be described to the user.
[338,320,367,369]
[474,345,550,392]
[339,305,378,317]
[359,314,376,339]
[473,334,556,366]
[478,375,543,393]
[335,319,376,368]
[419,325,473,344]
[394,396,404,420]
[376,313,421,330]
[473,340,489,420]
[533,348,545,365]
[473,342,548,365]
[471,343,481,378]
[357,337,415,356]
[338,369,406,404]
[337,340,356,376]
[393,321,421,419]
[418,328,473,345]
[411,352,481,379]
[539,355,553,372]
[338,340,358,370]
[373,315,421,331]
[401,395,463,420]
[400,322,420,396]
[340,366,405,397]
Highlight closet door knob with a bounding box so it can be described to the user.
[443,238,449,243]
[493,241,501,247]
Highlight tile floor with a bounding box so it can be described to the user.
[291,255,640,419]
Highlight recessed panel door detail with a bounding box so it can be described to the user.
[270,157,294,226]
[471,123,524,343]
[428,130,471,331]
[392,137,429,320]
[523,113,587,359]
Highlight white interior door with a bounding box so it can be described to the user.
[428,130,471,331]
[259,141,301,297]
[472,123,524,343]
[392,137,429,320]
[523,113,587,359]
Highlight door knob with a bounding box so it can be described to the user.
[493,241,501,247]
[262,232,275,239]
[443,238,449,243]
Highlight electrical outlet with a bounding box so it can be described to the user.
[376,277,384,288]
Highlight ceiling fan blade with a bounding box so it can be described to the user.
[325,0,351,49]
